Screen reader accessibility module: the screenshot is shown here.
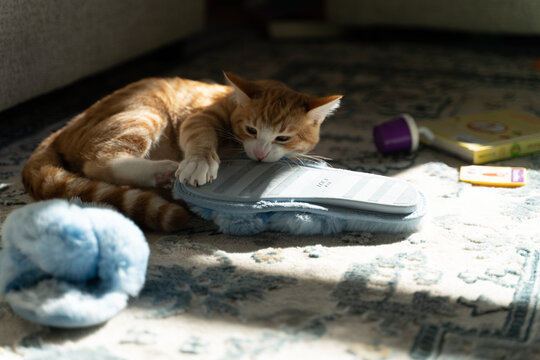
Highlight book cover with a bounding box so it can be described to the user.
[417,110,540,164]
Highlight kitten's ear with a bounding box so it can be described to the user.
[223,71,259,105]
[306,95,343,125]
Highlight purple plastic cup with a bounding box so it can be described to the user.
[373,114,419,154]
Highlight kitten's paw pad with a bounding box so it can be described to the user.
[155,170,175,186]
[176,158,219,186]
[153,160,179,187]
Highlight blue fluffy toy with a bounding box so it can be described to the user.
[0,199,149,328]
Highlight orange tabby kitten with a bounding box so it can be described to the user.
[22,72,342,232]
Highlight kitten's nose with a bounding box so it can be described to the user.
[254,149,268,161]
[254,141,270,161]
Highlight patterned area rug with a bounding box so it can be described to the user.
[1,32,540,359]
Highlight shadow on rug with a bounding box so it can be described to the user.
[1,32,539,359]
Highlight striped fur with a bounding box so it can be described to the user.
[22,73,342,232]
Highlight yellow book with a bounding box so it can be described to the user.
[417,110,540,164]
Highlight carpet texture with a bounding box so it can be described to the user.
[0,32,539,359]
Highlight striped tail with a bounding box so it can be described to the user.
[22,131,189,232]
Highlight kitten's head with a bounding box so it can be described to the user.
[225,72,342,162]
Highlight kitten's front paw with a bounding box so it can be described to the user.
[176,157,219,186]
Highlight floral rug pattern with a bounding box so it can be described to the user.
[1,33,539,359]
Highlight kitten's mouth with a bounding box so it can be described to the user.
[247,152,278,163]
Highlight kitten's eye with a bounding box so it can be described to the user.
[275,135,291,142]
[246,126,257,135]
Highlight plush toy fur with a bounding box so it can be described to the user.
[0,199,149,327]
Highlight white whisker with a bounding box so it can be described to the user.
[284,152,332,167]
[289,152,332,167]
